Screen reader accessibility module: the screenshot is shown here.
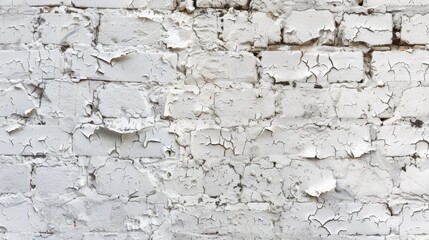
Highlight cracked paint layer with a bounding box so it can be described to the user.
[67,48,177,83]
[260,50,364,83]
[340,13,393,46]
[0,0,429,239]
[283,10,336,45]
[222,10,281,50]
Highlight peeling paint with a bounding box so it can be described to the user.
[0,0,428,239]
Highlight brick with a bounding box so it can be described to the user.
[244,157,392,202]
[164,88,275,124]
[0,0,70,5]
[396,87,429,117]
[377,126,427,157]
[0,195,47,232]
[260,50,364,83]
[283,10,335,45]
[186,51,258,84]
[81,200,150,232]
[0,0,23,4]
[97,84,151,118]
[251,0,353,12]
[68,48,176,83]
[190,128,247,158]
[0,164,30,193]
[0,125,70,156]
[372,50,429,82]
[163,167,205,196]
[1,0,427,237]
[169,209,277,239]
[72,125,178,157]
[98,13,163,46]
[196,0,248,8]
[279,87,391,120]
[0,50,64,80]
[0,85,36,117]
[191,125,371,159]
[69,0,175,9]
[222,11,281,50]
[0,0,71,6]
[38,12,95,45]
[197,165,240,197]
[366,0,429,7]
[83,233,150,240]
[399,165,429,196]
[40,80,99,118]
[340,14,393,46]
[401,14,429,45]
[400,204,429,234]
[193,13,223,50]
[25,0,70,6]
[91,160,156,197]
[162,13,196,49]
[164,89,214,119]
[333,87,392,119]
[279,202,393,236]
[0,7,35,44]
[213,89,275,123]
[34,196,150,232]
[278,89,336,119]
[33,165,81,194]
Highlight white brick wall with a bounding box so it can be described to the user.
[0,0,428,239]
[38,11,96,45]
[340,13,393,46]
[283,10,336,45]
[0,7,36,44]
[222,10,281,50]
[260,50,364,83]
[97,11,163,46]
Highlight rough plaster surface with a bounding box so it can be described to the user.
[1,0,429,239]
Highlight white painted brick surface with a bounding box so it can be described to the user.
[222,11,281,50]
[341,14,393,46]
[0,85,36,117]
[90,159,156,197]
[334,87,392,118]
[97,84,151,118]
[196,0,248,8]
[164,88,275,124]
[98,13,163,46]
[278,88,336,119]
[0,7,36,44]
[396,87,429,117]
[193,13,223,50]
[25,0,70,6]
[0,0,428,239]
[366,0,429,7]
[372,50,429,82]
[33,165,81,194]
[261,50,364,83]
[186,51,258,84]
[0,50,64,80]
[69,0,175,9]
[0,164,30,193]
[73,125,178,157]
[67,48,177,83]
[38,12,96,45]
[0,125,70,155]
[401,14,429,45]
[190,125,371,159]
[40,80,100,118]
[283,10,335,45]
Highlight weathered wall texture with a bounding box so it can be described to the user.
[1,0,429,239]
